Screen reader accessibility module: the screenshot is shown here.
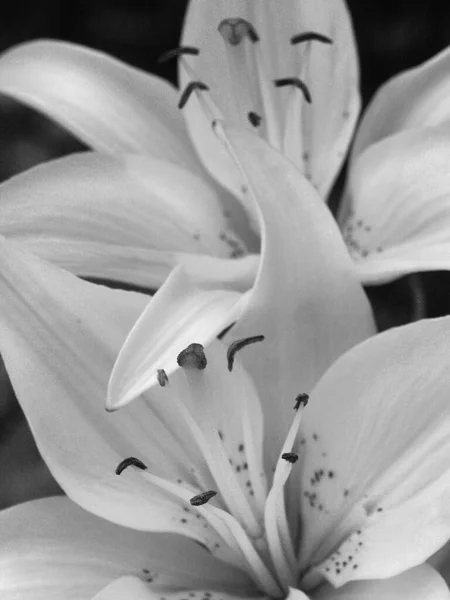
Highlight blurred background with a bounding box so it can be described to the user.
[1,0,450,509]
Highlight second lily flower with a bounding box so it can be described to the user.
[0,0,447,295]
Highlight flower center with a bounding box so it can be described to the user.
[115,340,311,598]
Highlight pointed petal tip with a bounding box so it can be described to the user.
[105,384,142,413]
[104,401,122,413]
[105,380,144,413]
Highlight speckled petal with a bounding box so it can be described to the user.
[298,318,450,585]
[0,151,245,287]
[1,497,252,600]
[340,125,450,284]
[315,565,449,599]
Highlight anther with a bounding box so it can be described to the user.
[282,452,299,463]
[177,343,207,370]
[248,111,262,127]
[116,457,148,475]
[158,46,200,64]
[274,78,312,103]
[157,369,169,387]
[217,321,236,341]
[189,490,218,506]
[218,18,260,46]
[294,393,309,410]
[291,32,333,46]
[227,335,265,372]
[178,81,210,110]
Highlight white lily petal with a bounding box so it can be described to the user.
[297,317,450,585]
[315,565,450,600]
[339,126,450,284]
[1,497,251,600]
[0,239,232,537]
[217,126,375,468]
[351,44,450,159]
[0,39,202,173]
[181,0,359,200]
[0,151,244,284]
[107,266,246,409]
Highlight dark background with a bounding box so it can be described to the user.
[1,0,450,509]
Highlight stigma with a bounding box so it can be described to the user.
[218,18,260,45]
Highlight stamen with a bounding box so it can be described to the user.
[248,111,262,127]
[264,394,310,584]
[157,369,169,387]
[227,335,265,372]
[291,32,333,46]
[294,393,309,410]
[274,78,312,104]
[158,46,200,64]
[264,458,298,588]
[190,490,218,506]
[282,452,299,464]
[178,61,224,125]
[115,457,148,475]
[218,18,260,46]
[178,81,210,110]
[177,343,208,370]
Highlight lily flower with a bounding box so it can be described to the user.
[0,128,449,600]
[339,45,450,284]
[0,0,359,291]
[0,0,449,296]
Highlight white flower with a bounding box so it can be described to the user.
[0,0,358,294]
[0,0,448,294]
[0,128,449,600]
